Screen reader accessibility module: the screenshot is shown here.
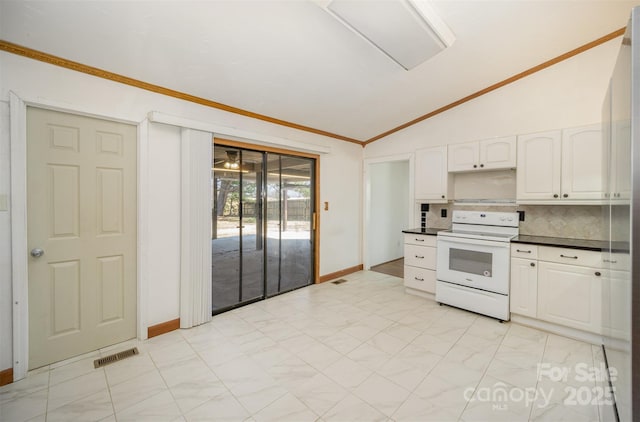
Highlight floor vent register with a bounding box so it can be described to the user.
[93,347,139,368]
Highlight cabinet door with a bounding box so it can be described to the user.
[561,125,603,200]
[537,262,601,333]
[612,121,631,201]
[480,136,516,170]
[448,142,479,172]
[415,146,450,202]
[601,269,631,341]
[510,257,537,318]
[516,131,562,201]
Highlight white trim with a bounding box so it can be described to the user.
[5,93,139,126]
[10,92,28,381]
[148,111,332,155]
[362,153,415,270]
[9,92,147,380]
[137,119,150,341]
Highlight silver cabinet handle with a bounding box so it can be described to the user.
[415,238,425,242]
[415,255,424,259]
[414,277,424,281]
[30,248,45,258]
[516,249,532,254]
[560,254,578,259]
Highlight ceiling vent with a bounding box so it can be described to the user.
[324,0,455,70]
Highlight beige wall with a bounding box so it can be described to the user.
[0,51,364,371]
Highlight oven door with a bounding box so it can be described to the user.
[436,235,510,294]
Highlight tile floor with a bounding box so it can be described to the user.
[0,271,611,421]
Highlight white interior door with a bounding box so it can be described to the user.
[27,107,137,369]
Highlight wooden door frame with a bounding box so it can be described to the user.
[214,137,321,284]
[9,92,146,381]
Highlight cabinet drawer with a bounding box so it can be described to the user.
[538,246,602,268]
[511,244,538,259]
[404,266,436,293]
[602,252,630,271]
[404,233,437,247]
[404,244,436,269]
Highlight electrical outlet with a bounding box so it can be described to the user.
[518,210,525,221]
[441,209,447,218]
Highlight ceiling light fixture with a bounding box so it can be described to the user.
[322,0,455,70]
[223,150,240,170]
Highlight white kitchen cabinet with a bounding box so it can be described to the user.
[561,125,603,201]
[511,243,608,336]
[415,146,452,203]
[516,130,562,201]
[537,261,602,334]
[516,124,603,203]
[610,121,631,202]
[510,257,538,318]
[448,136,516,172]
[601,269,631,341]
[403,233,436,294]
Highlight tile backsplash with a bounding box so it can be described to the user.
[426,203,604,240]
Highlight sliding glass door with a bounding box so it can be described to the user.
[211,147,264,311]
[266,154,314,295]
[212,143,315,314]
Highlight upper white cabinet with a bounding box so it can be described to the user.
[608,121,631,202]
[448,142,478,172]
[561,125,603,201]
[415,146,452,203]
[516,124,603,204]
[516,130,562,201]
[448,136,516,172]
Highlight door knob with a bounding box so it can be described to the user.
[30,248,45,258]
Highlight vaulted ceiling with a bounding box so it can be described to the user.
[1,0,638,144]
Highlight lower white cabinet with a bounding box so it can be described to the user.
[601,269,631,341]
[404,234,436,294]
[404,265,436,293]
[510,244,606,335]
[510,257,538,318]
[537,262,602,333]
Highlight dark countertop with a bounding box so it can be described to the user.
[402,228,445,236]
[513,235,629,253]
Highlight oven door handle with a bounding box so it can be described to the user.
[437,237,510,249]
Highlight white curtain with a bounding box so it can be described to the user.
[180,128,212,328]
